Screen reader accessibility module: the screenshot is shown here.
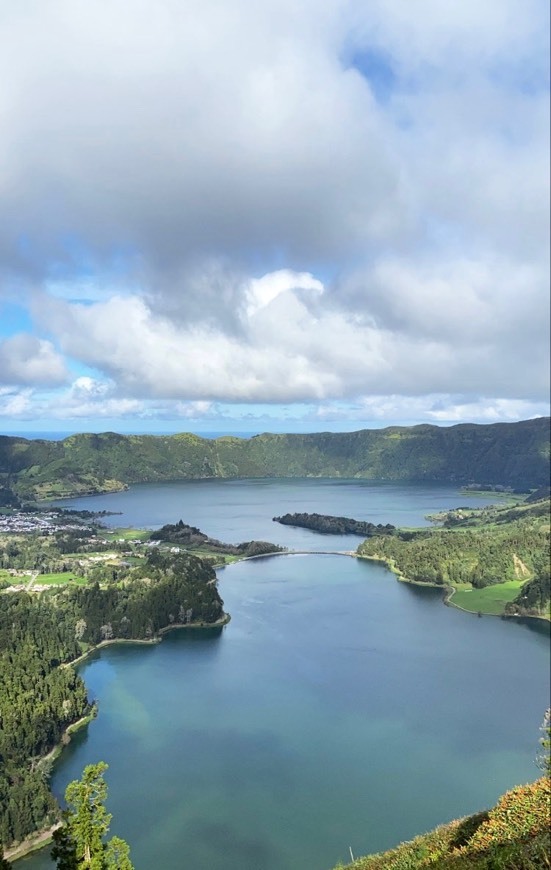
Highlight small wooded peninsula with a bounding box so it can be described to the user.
[153,520,285,557]
[0,416,549,500]
[273,512,395,536]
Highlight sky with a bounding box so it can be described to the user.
[0,0,549,435]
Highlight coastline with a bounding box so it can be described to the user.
[5,712,95,863]
[356,552,550,622]
[7,614,231,863]
[224,548,550,622]
[5,823,61,863]
[66,613,231,668]
[356,551,442,590]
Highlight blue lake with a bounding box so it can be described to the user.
[19,481,550,870]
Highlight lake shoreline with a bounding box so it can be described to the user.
[356,553,550,623]
[8,615,231,863]
[66,613,231,668]
[6,711,95,863]
[6,823,61,863]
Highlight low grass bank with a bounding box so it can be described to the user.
[450,580,525,615]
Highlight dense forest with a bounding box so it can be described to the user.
[505,569,551,618]
[357,509,549,587]
[273,512,395,536]
[0,548,225,852]
[0,417,549,499]
[0,595,88,847]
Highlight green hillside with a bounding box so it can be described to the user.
[0,418,549,499]
[357,498,550,618]
[333,776,550,870]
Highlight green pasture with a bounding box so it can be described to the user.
[0,570,33,587]
[451,579,525,615]
[35,572,87,586]
[105,528,150,541]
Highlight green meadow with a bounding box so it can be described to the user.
[35,572,88,586]
[104,528,151,541]
[450,580,525,615]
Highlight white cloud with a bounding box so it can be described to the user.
[0,334,68,386]
[172,401,214,419]
[246,270,323,317]
[58,378,143,418]
[315,395,549,425]
[31,257,549,405]
[0,381,143,422]
[0,387,34,418]
[0,0,548,425]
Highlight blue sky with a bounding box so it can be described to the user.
[0,0,549,435]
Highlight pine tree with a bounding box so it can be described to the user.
[51,763,134,870]
[105,836,133,870]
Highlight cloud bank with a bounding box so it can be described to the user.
[0,0,549,428]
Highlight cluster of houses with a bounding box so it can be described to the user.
[0,510,89,535]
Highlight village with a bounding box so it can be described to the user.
[0,509,90,536]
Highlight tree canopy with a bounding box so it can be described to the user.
[51,763,133,870]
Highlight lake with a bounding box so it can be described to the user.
[53,477,504,550]
[18,481,550,869]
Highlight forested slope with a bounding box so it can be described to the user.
[0,551,225,852]
[357,498,550,617]
[0,417,549,499]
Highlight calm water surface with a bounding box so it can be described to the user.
[53,478,502,551]
[20,482,550,870]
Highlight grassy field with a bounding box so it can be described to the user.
[104,528,150,541]
[450,579,525,614]
[35,572,87,586]
[0,569,21,580]
[0,569,33,585]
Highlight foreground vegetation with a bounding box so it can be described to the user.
[334,776,550,870]
[0,595,89,848]
[1,417,549,499]
[51,762,133,870]
[334,713,551,868]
